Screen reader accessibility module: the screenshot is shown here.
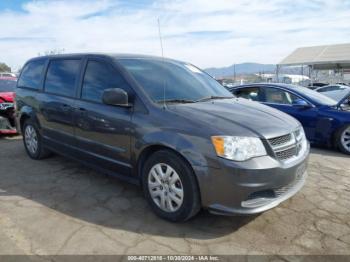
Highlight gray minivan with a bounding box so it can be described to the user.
[16,54,309,222]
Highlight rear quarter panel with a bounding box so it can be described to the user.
[15,88,40,133]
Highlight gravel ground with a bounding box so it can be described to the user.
[0,135,349,255]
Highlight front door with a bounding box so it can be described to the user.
[73,58,134,176]
[260,86,318,141]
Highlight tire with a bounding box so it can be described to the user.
[335,125,350,155]
[142,150,201,222]
[22,119,51,159]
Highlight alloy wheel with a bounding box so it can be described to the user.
[341,127,350,153]
[24,125,38,155]
[148,163,184,212]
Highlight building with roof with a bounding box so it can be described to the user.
[259,73,309,84]
[278,43,350,84]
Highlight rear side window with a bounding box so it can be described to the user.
[18,59,46,89]
[44,59,81,97]
[234,87,261,101]
[82,60,130,103]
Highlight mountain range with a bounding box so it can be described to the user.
[205,63,277,78]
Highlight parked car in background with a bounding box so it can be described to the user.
[336,82,349,86]
[319,88,350,110]
[0,72,17,78]
[307,82,327,90]
[229,83,350,154]
[316,84,350,93]
[16,54,309,221]
[0,77,17,134]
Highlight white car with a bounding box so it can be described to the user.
[316,84,350,93]
[0,72,17,78]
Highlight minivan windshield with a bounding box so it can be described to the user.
[118,58,233,103]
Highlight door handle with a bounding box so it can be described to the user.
[76,107,87,115]
[61,104,71,112]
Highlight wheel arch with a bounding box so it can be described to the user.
[332,122,350,150]
[19,113,31,132]
[137,144,196,179]
[136,144,203,203]
[18,106,40,133]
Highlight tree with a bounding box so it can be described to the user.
[0,62,11,72]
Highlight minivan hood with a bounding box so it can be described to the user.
[169,98,300,139]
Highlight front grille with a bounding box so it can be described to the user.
[274,174,303,197]
[245,190,275,201]
[0,103,14,110]
[268,129,305,162]
[242,165,306,208]
[268,134,292,146]
[245,175,301,201]
[275,146,297,160]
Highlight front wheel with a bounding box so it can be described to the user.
[142,150,201,222]
[336,125,350,155]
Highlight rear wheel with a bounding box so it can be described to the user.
[336,125,350,155]
[23,119,51,159]
[142,150,201,222]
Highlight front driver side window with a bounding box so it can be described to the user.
[263,87,301,105]
[82,60,130,103]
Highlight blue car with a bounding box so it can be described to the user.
[229,83,350,154]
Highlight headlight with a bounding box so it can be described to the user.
[211,136,267,161]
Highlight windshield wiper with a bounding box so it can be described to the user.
[157,96,232,104]
[195,96,233,102]
[157,99,195,104]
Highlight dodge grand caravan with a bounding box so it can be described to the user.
[16,54,309,222]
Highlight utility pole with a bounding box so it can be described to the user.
[276,65,280,83]
[233,64,236,83]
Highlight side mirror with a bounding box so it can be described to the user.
[293,99,311,109]
[102,88,131,107]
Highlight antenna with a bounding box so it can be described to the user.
[157,18,166,109]
[157,18,164,57]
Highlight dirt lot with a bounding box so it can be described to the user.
[0,135,349,255]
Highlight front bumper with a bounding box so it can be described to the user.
[0,116,17,134]
[195,143,309,215]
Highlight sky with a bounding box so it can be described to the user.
[0,0,350,71]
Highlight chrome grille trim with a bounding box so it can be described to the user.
[268,134,292,146]
[275,146,297,160]
[268,128,305,162]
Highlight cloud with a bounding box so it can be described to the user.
[0,0,349,70]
